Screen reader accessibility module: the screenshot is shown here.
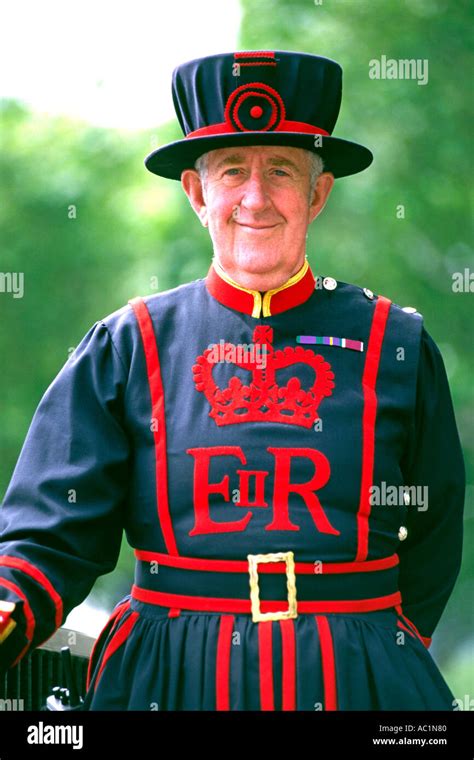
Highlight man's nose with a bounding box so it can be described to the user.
[240,172,271,211]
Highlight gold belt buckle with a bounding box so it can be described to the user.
[247,551,298,623]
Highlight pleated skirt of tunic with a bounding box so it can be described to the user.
[82,596,455,711]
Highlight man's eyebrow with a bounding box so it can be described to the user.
[213,154,302,172]
[214,154,246,170]
[267,156,301,171]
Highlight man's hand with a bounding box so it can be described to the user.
[0,601,17,644]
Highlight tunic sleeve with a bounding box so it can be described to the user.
[0,320,130,671]
[398,325,465,645]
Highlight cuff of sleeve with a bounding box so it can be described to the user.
[0,599,31,675]
[421,634,432,649]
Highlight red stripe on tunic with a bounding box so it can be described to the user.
[397,620,417,640]
[395,604,432,649]
[215,615,235,710]
[0,556,63,628]
[315,615,337,711]
[86,599,131,692]
[279,619,296,710]
[258,622,274,710]
[129,297,179,555]
[356,296,391,561]
[94,611,140,690]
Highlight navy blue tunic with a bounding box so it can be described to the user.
[0,259,465,710]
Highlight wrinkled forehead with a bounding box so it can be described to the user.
[204,145,311,173]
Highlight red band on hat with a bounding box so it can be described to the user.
[238,62,278,67]
[186,121,330,138]
[234,51,276,58]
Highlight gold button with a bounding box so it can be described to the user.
[398,526,408,541]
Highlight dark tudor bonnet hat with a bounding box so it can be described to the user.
[144,50,373,180]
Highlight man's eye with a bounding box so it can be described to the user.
[222,167,289,177]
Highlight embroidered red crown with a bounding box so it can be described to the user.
[192,326,335,427]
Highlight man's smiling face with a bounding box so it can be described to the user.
[181,144,334,291]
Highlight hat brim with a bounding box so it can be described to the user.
[144,132,373,180]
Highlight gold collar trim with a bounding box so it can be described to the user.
[212,258,310,317]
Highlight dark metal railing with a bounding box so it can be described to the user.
[0,627,94,711]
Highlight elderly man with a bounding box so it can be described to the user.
[182,145,333,292]
[0,51,465,711]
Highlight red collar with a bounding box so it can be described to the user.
[205,258,315,318]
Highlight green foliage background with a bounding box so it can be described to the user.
[1,0,472,697]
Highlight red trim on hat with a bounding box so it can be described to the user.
[234,51,276,59]
[281,120,329,135]
[280,619,296,710]
[355,296,391,562]
[232,90,279,131]
[129,297,179,556]
[131,585,402,614]
[134,548,400,574]
[215,614,235,710]
[0,556,63,628]
[225,83,285,132]
[238,62,278,67]
[258,621,274,710]
[315,616,337,710]
[186,120,330,138]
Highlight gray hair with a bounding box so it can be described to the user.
[194,149,325,199]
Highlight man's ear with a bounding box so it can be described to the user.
[308,171,335,224]
[181,169,208,227]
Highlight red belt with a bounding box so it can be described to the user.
[132,549,402,622]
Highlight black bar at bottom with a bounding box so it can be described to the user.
[0,709,472,757]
